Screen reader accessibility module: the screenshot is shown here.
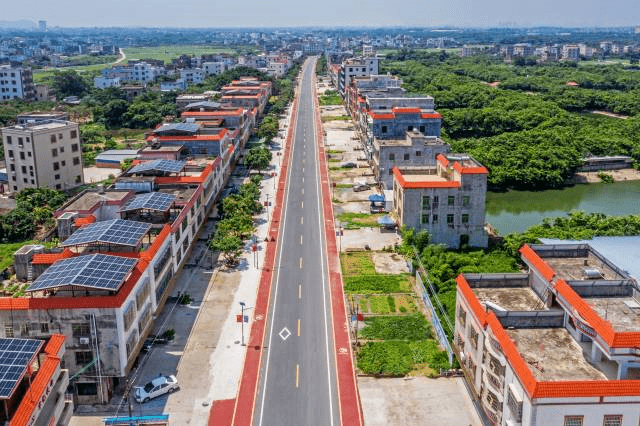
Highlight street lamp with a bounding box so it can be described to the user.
[239,302,246,346]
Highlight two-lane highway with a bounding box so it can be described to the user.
[253,58,340,425]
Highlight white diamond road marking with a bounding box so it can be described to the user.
[279,327,291,341]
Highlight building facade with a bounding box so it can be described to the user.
[1,120,83,193]
[393,153,488,248]
[455,242,640,426]
[0,65,35,102]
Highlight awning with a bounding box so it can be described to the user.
[377,215,396,226]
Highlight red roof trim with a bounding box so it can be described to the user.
[181,109,244,117]
[452,161,489,174]
[519,245,556,282]
[456,275,488,326]
[10,354,61,426]
[392,107,421,114]
[74,214,96,227]
[368,112,395,120]
[392,166,460,189]
[31,248,76,265]
[420,112,442,119]
[44,334,65,357]
[436,153,449,167]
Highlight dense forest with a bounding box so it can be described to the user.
[382,51,640,190]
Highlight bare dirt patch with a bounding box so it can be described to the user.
[574,168,640,183]
[372,252,411,274]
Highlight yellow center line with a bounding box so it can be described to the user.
[296,364,300,388]
[298,319,301,336]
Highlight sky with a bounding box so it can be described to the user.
[10,0,640,28]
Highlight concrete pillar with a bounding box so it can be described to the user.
[591,344,602,362]
[617,361,629,380]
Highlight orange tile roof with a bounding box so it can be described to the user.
[392,107,421,114]
[31,248,76,265]
[10,334,65,426]
[181,109,244,117]
[146,130,227,142]
[392,167,460,189]
[420,112,442,119]
[436,153,449,167]
[368,111,394,120]
[74,214,96,227]
[452,161,489,175]
[519,245,555,282]
[221,95,261,99]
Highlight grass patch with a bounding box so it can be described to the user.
[341,252,377,275]
[335,183,352,188]
[322,115,351,122]
[357,340,449,376]
[387,295,396,312]
[326,149,344,154]
[122,45,236,64]
[319,93,343,106]
[0,240,56,271]
[337,212,384,230]
[369,295,393,314]
[344,274,411,294]
[328,158,340,163]
[359,315,433,341]
[359,298,370,313]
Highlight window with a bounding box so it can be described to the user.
[50,135,56,143]
[6,136,11,144]
[447,214,455,228]
[17,137,23,146]
[433,196,439,208]
[388,153,395,161]
[403,153,410,161]
[58,133,63,140]
[40,322,49,333]
[60,146,64,153]
[469,326,478,349]
[432,214,438,224]
[419,125,425,133]
[448,196,455,206]
[7,150,13,159]
[76,383,98,396]
[381,125,387,133]
[72,323,91,337]
[123,302,136,331]
[463,195,470,207]
[75,175,82,184]
[421,214,429,224]
[70,130,78,139]
[422,196,430,209]
[602,416,622,426]
[73,157,80,165]
[9,164,14,171]
[27,151,31,157]
[564,416,584,426]
[53,162,60,170]
[5,325,14,338]
[136,280,150,311]
[55,184,61,190]
[19,152,25,160]
[75,351,93,365]
[72,143,79,152]
[462,214,469,224]
[507,387,523,422]
[21,166,26,174]
[416,151,422,157]
[54,174,60,180]
[52,148,58,157]
[61,160,66,167]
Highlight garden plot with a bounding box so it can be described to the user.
[340,252,448,377]
[372,252,411,274]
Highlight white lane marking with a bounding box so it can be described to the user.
[300,216,304,225]
[301,188,304,195]
[299,257,304,269]
[300,234,303,245]
[296,364,300,388]
[298,284,302,300]
[301,201,304,208]
[258,63,303,426]
[311,62,336,426]
[279,327,291,341]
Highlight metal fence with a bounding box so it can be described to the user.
[416,271,454,367]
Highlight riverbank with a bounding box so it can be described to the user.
[485,179,640,235]
[574,168,640,183]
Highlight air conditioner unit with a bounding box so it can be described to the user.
[79,337,90,345]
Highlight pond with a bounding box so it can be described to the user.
[485,180,640,235]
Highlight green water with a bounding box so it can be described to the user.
[485,180,640,235]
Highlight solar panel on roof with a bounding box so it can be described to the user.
[0,338,44,399]
[62,219,151,247]
[119,192,176,213]
[129,160,185,175]
[27,253,137,292]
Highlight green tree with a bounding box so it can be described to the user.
[244,146,272,170]
[1,209,35,242]
[209,233,243,265]
[52,70,88,98]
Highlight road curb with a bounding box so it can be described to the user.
[313,71,365,425]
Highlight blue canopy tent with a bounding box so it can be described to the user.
[368,194,385,202]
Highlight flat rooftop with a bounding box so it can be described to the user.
[63,191,131,212]
[399,173,447,184]
[544,253,624,281]
[585,297,640,332]
[473,287,546,311]
[506,328,608,382]
[159,187,197,204]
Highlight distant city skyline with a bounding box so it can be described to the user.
[6,0,640,29]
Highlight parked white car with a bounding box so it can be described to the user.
[134,375,179,403]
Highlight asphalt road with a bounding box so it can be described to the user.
[253,58,340,426]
